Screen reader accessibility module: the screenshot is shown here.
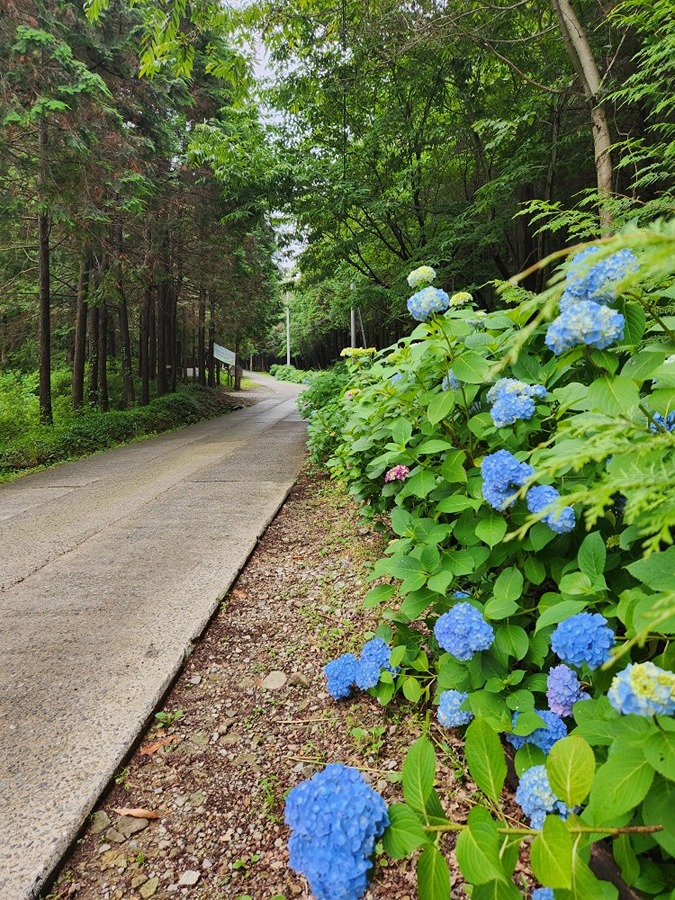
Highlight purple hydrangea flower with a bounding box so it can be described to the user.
[355,638,398,690]
[285,763,389,900]
[434,603,494,661]
[384,464,410,483]
[407,286,451,321]
[545,300,625,355]
[487,378,547,428]
[507,710,568,754]
[324,653,359,700]
[526,485,576,534]
[515,765,572,829]
[608,662,675,717]
[551,613,615,670]
[437,690,474,727]
[547,665,590,716]
[481,449,534,510]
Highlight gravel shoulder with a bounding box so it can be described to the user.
[43,467,494,900]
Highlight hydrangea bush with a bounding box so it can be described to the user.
[295,224,675,898]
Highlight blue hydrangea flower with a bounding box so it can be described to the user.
[481,449,534,510]
[285,763,389,900]
[487,378,547,428]
[434,603,494,661]
[407,265,437,288]
[532,888,555,900]
[441,371,460,391]
[608,662,675,717]
[355,638,398,690]
[407,286,451,321]
[390,373,403,384]
[545,300,625,355]
[526,485,576,534]
[437,689,474,727]
[649,411,675,433]
[515,765,572,830]
[547,665,590,716]
[324,654,359,700]
[453,591,471,599]
[507,710,568,754]
[559,247,638,311]
[551,613,615,670]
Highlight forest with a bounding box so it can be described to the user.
[1,0,673,432]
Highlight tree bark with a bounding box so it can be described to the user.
[98,303,109,412]
[207,292,215,388]
[140,286,151,406]
[551,0,614,234]
[88,304,99,407]
[37,116,52,425]
[112,222,135,407]
[72,253,91,410]
[198,282,206,386]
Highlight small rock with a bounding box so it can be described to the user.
[177,870,200,886]
[118,815,149,837]
[262,671,287,691]
[188,791,205,807]
[288,673,310,689]
[90,811,111,834]
[97,844,112,854]
[132,874,148,889]
[202,859,213,869]
[105,828,126,844]
[139,876,160,898]
[189,675,202,685]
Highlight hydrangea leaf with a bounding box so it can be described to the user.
[455,808,507,884]
[495,624,529,660]
[417,843,451,900]
[465,716,506,803]
[621,348,668,383]
[484,597,520,620]
[514,744,546,776]
[577,532,606,581]
[417,438,454,454]
[547,735,596,806]
[627,547,675,591]
[434,495,475,514]
[475,512,508,548]
[382,803,429,859]
[531,815,573,889]
[618,300,646,345]
[440,450,467,483]
[363,584,396,608]
[586,744,655,821]
[402,675,423,702]
[568,846,619,900]
[452,351,491,384]
[402,737,436,812]
[535,600,587,633]
[613,834,640,886]
[427,390,455,425]
[493,567,524,602]
[643,778,675,856]
[587,376,640,417]
[643,731,675,781]
[471,879,521,900]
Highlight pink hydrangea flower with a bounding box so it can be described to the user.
[384,465,410,483]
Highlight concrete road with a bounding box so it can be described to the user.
[0,376,306,899]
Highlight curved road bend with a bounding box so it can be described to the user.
[0,375,306,900]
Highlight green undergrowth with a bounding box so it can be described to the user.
[0,383,236,480]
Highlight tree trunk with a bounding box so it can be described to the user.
[72,253,91,410]
[112,222,135,407]
[98,303,109,412]
[551,0,614,235]
[37,115,52,425]
[207,293,215,388]
[198,282,206,386]
[140,286,151,406]
[88,305,99,407]
[156,280,168,396]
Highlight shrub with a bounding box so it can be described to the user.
[308,223,675,898]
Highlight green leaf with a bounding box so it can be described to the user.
[484,597,520,620]
[525,557,547,585]
[465,716,506,803]
[402,470,437,499]
[643,730,675,781]
[622,348,668,383]
[535,601,587,633]
[643,778,675,856]
[391,418,413,447]
[512,709,546,736]
[441,450,467,483]
[577,532,606,581]
[475,512,508,547]
[547,735,596,806]
[568,848,619,900]
[427,390,456,425]
[455,808,506,884]
[435,495,475,514]
[621,301,647,344]
[493,567,524,602]
[468,692,512,731]
[402,737,436,812]
[587,748,655,820]
[495,625,529,660]
[514,744,546,775]
[531,815,573,889]
[452,351,491,383]
[649,387,675,417]
[472,881,521,900]
[363,584,396,608]
[418,439,454,454]
[587,376,640,416]
[382,803,429,858]
[402,676,423,702]
[417,844,451,900]
[627,548,675,591]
